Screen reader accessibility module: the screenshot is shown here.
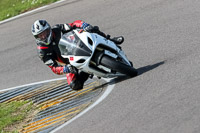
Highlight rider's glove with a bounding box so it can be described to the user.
[63,64,76,74]
[81,22,93,32]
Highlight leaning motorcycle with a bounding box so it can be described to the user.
[58,29,138,78]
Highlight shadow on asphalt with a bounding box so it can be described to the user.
[93,61,165,89]
[137,61,165,76]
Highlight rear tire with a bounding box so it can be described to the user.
[100,55,138,77]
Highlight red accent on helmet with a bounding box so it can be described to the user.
[37,46,49,49]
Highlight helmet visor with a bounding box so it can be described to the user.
[34,28,50,43]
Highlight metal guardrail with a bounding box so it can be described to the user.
[0,78,104,133]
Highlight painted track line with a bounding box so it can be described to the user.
[0,77,66,92]
[0,77,114,132]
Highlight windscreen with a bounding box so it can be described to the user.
[58,31,92,56]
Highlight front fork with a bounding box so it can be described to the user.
[116,47,132,66]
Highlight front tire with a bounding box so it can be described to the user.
[100,55,138,77]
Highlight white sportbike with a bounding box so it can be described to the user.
[58,29,138,78]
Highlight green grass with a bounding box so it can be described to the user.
[0,0,59,21]
[0,100,34,132]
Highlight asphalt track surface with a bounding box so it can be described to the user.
[1,0,200,133]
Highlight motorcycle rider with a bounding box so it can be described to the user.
[31,20,124,90]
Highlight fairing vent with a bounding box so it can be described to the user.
[77,59,86,63]
[88,37,93,46]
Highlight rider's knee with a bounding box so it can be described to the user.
[70,80,83,91]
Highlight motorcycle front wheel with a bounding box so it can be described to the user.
[100,55,138,77]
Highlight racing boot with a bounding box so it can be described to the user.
[110,36,124,45]
[106,35,124,45]
[66,70,89,91]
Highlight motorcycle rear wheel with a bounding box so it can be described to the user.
[100,55,138,77]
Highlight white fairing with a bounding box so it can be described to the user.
[59,30,132,78]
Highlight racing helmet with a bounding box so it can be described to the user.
[31,20,52,45]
